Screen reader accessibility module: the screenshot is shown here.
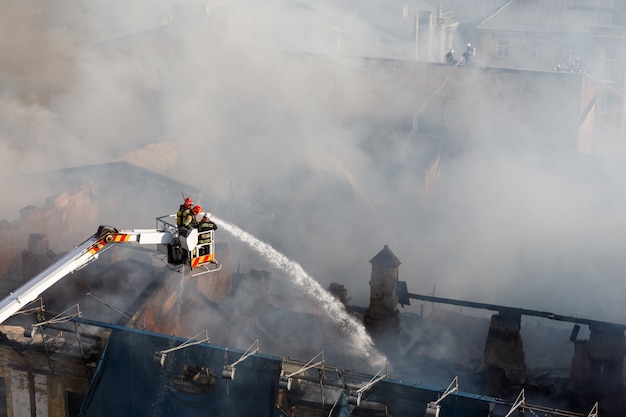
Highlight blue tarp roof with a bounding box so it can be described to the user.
[79,326,283,417]
[74,319,523,417]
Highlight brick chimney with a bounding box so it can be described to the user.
[364,245,401,354]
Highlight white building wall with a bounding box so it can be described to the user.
[9,370,48,417]
[34,374,48,417]
[10,370,30,417]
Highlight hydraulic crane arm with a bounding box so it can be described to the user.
[0,226,174,325]
[0,234,102,325]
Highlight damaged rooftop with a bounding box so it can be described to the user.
[0,161,622,417]
[3,1,626,416]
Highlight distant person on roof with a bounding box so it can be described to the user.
[445,49,455,64]
[463,43,474,65]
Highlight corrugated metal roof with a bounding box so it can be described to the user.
[477,0,615,32]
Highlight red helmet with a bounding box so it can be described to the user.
[184,197,193,208]
[192,205,202,214]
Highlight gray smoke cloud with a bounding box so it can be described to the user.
[3,0,626,343]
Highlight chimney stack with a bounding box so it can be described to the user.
[364,245,401,354]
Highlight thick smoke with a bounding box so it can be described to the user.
[3,0,626,346]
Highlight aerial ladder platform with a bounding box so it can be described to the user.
[0,214,220,325]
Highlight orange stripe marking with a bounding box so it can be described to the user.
[191,254,215,269]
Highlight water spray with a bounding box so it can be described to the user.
[213,215,387,367]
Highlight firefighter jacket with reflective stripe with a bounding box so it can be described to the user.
[176,206,191,227]
[197,220,217,244]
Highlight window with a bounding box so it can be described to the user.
[530,41,543,59]
[66,391,85,417]
[497,39,510,57]
[0,377,6,417]
[604,47,616,80]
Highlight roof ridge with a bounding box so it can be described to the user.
[477,0,515,28]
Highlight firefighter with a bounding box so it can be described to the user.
[445,49,455,64]
[176,197,193,227]
[463,43,474,65]
[567,57,582,73]
[197,213,218,256]
[182,205,202,228]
